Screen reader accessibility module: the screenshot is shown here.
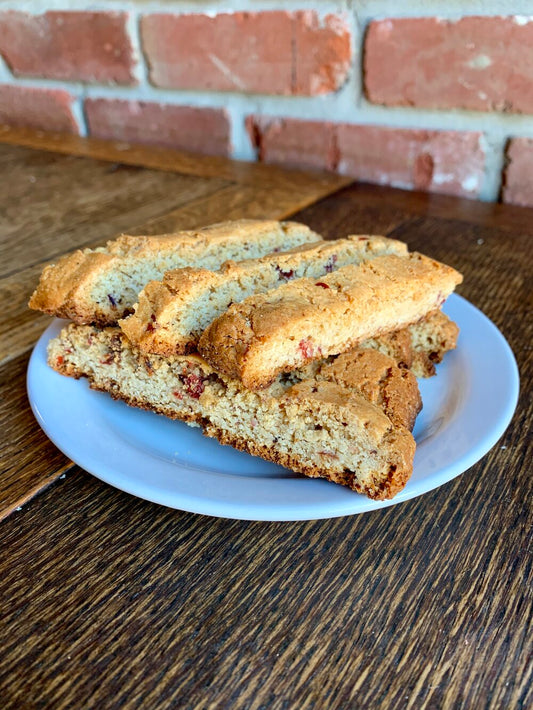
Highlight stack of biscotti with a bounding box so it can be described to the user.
[30,219,462,500]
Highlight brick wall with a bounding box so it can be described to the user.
[1,1,533,206]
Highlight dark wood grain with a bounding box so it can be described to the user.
[0,351,71,518]
[1,135,532,710]
[327,181,533,236]
[0,424,530,710]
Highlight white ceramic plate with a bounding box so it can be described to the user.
[27,294,519,520]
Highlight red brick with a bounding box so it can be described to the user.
[0,11,136,84]
[0,84,78,133]
[247,116,485,198]
[246,116,337,171]
[141,11,350,95]
[365,16,533,113]
[502,138,533,207]
[337,125,485,197]
[85,99,231,156]
[293,12,352,95]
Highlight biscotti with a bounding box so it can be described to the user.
[198,252,463,389]
[360,309,459,378]
[121,235,409,356]
[48,323,420,500]
[29,219,322,326]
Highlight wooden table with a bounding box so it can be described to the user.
[1,126,531,709]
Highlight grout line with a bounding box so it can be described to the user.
[3,0,533,20]
[127,10,150,88]
[70,93,87,137]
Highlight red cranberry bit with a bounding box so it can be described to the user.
[99,352,114,365]
[146,322,155,333]
[315,282,329,289]
[275,265,294,280]
[56,355,64,366]
[172,390,183,400]
[179,372,205,399]
[325,254,337,273]
[298,339,314,359]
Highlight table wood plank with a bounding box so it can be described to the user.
[329,181,533,236]
[0,124,350,196]
[0,425,530,709]
[0,351,72,519]
[0,144,229,279]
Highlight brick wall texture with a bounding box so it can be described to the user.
[1,5,533,206]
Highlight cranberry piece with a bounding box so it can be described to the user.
[315,282,329,289]
[298,339,314,359]
[179,372,205,399]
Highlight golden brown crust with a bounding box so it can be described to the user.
[202,426,412,500]
[28,251,114,323]
[316,349,422,430]
[120,235,408,357]
[29,219,321,326]
[198,253,462,389]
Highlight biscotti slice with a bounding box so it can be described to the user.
[198,252,463,389]
[205,380,416,500]
[48,324,418,500]
[120,235,408,356]
[279,310,458,383]
[29,219,321,326]
[314,349,422,430]
[360,309,459,378]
